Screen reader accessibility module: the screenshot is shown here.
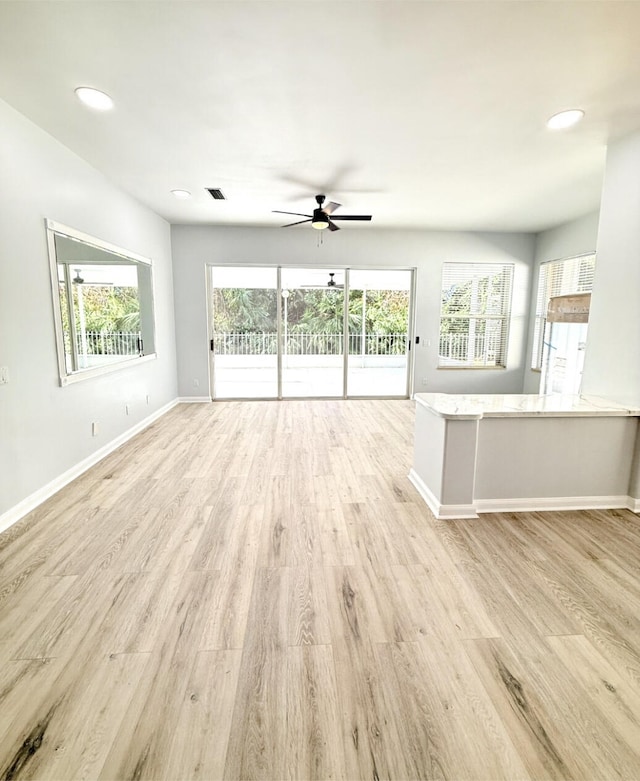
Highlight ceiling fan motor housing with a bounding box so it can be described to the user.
[313,208,329,225]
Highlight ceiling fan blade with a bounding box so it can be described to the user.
[323,201,341,215]
[281,218,312,228]
[329,215,372,221]
[328,220,340,232]
[273,210,313,218]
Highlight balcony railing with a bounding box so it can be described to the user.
[439,332,502,364]
[212,332,408,356]
[72,329,501,364]
[74,330,141,356]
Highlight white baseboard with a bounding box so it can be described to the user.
[178,396,211,403]
[0,398,179,536]
[474,495,637,515]
[408,469,640,520]
[408,469,478,520]
[626,496,640,513]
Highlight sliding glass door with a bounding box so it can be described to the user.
[210,266,278,398]
[281,268,345,397]
[209,266,414,399]
[347,269,412,397]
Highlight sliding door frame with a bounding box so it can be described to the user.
[406,266,417,398]
[276,266,283,399]
[342,269,351,399]
[207,263,416,401]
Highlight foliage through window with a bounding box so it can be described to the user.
[212,287,409,356]
[531,253,595,370]
[439,263,514,368]
[57,263,142,372]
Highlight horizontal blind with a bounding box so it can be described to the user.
[439,262,514,368]
[532,253,595,369]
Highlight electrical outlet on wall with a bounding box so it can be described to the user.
[146,394,150,405]
[0,366,9,385]
[92,422,99,437]
[125,404,130,415]
[421,377,428,386]
[193,378,200,388]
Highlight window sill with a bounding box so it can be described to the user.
[437,365,506,371]
[59,353,157,387]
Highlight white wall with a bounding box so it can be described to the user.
[0,99,178,518]
[582,131,640,407]
[171,225,535,399]
[522,211,599,393]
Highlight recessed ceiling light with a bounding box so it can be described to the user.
[171,189,192,200]
[74,87,114,111]
[546,109,584,130]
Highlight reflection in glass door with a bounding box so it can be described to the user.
[347,269,412,397]
[281,268,345,397]
[210,266,278,398]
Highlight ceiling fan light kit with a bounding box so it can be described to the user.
[311,212,329,230]
[274,194,372,233]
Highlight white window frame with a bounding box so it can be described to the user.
[438,262,514,369]
[531,253,596,371]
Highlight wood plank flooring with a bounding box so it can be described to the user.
[1,399,640,780]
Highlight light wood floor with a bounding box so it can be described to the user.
[1,400,640,780]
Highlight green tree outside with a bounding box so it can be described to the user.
[212,287,410,356]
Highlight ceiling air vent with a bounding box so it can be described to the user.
[206,188,226,200]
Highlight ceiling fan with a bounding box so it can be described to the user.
[273,194,372,231]
[297,272,345,290]
[71,268,113,285]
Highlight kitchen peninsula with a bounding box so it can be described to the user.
[410,393,640,519]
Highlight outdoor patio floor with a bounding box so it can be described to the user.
[214,365,408,398]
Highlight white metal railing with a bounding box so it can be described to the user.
[213,332,408,356]
[75,330,141,355]
[439,332,501,364]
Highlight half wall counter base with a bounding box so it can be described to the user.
[410,393,640,520]
[409,468,478,519]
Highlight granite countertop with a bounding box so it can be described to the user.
[414,393,640,420]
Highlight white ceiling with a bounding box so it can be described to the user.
[1,1,640,233]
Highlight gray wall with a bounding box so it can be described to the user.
[171,225,535,398]
[522,211,600,393]
[0,99,178,517]
[582,131,640,407]
[579,131,640,504]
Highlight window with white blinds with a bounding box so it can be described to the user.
[531,253,596,370]
[439,262,514,368]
